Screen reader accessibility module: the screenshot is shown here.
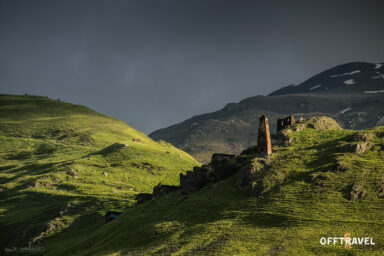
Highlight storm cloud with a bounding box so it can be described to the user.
[1,0,384,133]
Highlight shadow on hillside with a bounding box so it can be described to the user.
[0,190,116,251]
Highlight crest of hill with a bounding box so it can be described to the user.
[0,94,198,248]
[291,116,342,131]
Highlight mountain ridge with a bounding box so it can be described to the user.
[150,62,384,163]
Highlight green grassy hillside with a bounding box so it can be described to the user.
[51,118,384,255]
[0,94,198,250]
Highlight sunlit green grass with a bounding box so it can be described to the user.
[50,122,384,256]
[0,94,198,249]
[1,94,384,256]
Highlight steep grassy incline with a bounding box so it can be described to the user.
[0,94,198,249]
[56,119,384,256]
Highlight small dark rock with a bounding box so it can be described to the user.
[66,169,78,177]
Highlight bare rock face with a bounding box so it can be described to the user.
[135,193,153,204]
[152,183,179,199]
[180,167,209,194]
[350,183,367,201]
[355,143,374,155]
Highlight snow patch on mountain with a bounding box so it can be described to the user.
[349,70,361,75]
[344,79,356,85]
[339,107,352,114]
[310,85,322,90]
[372,73,384,79]
[365,90,384,94]
[330,70,360,78]
[374,64,383,69]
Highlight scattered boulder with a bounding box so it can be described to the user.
[355,143,373,155]
[105,211,122,223]
[103,171,108,177]
[180,167,209,194]
[135,193,153,204]
[152,183,179,199]
[350,183,367,201]
[66,169,78,177]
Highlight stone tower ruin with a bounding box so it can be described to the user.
[256,115,272,156]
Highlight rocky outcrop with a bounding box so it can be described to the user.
[353,131,374,142]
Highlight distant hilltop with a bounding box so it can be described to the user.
[150,62,384,163]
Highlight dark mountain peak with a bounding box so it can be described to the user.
[269,62,384,96]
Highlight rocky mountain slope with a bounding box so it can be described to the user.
[46,117,384,255]
[0,94,198,250]
[150,62,384,163]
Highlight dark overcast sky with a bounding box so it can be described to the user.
[1,0,384,133]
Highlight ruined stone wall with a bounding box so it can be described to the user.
[277,115,295,133]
